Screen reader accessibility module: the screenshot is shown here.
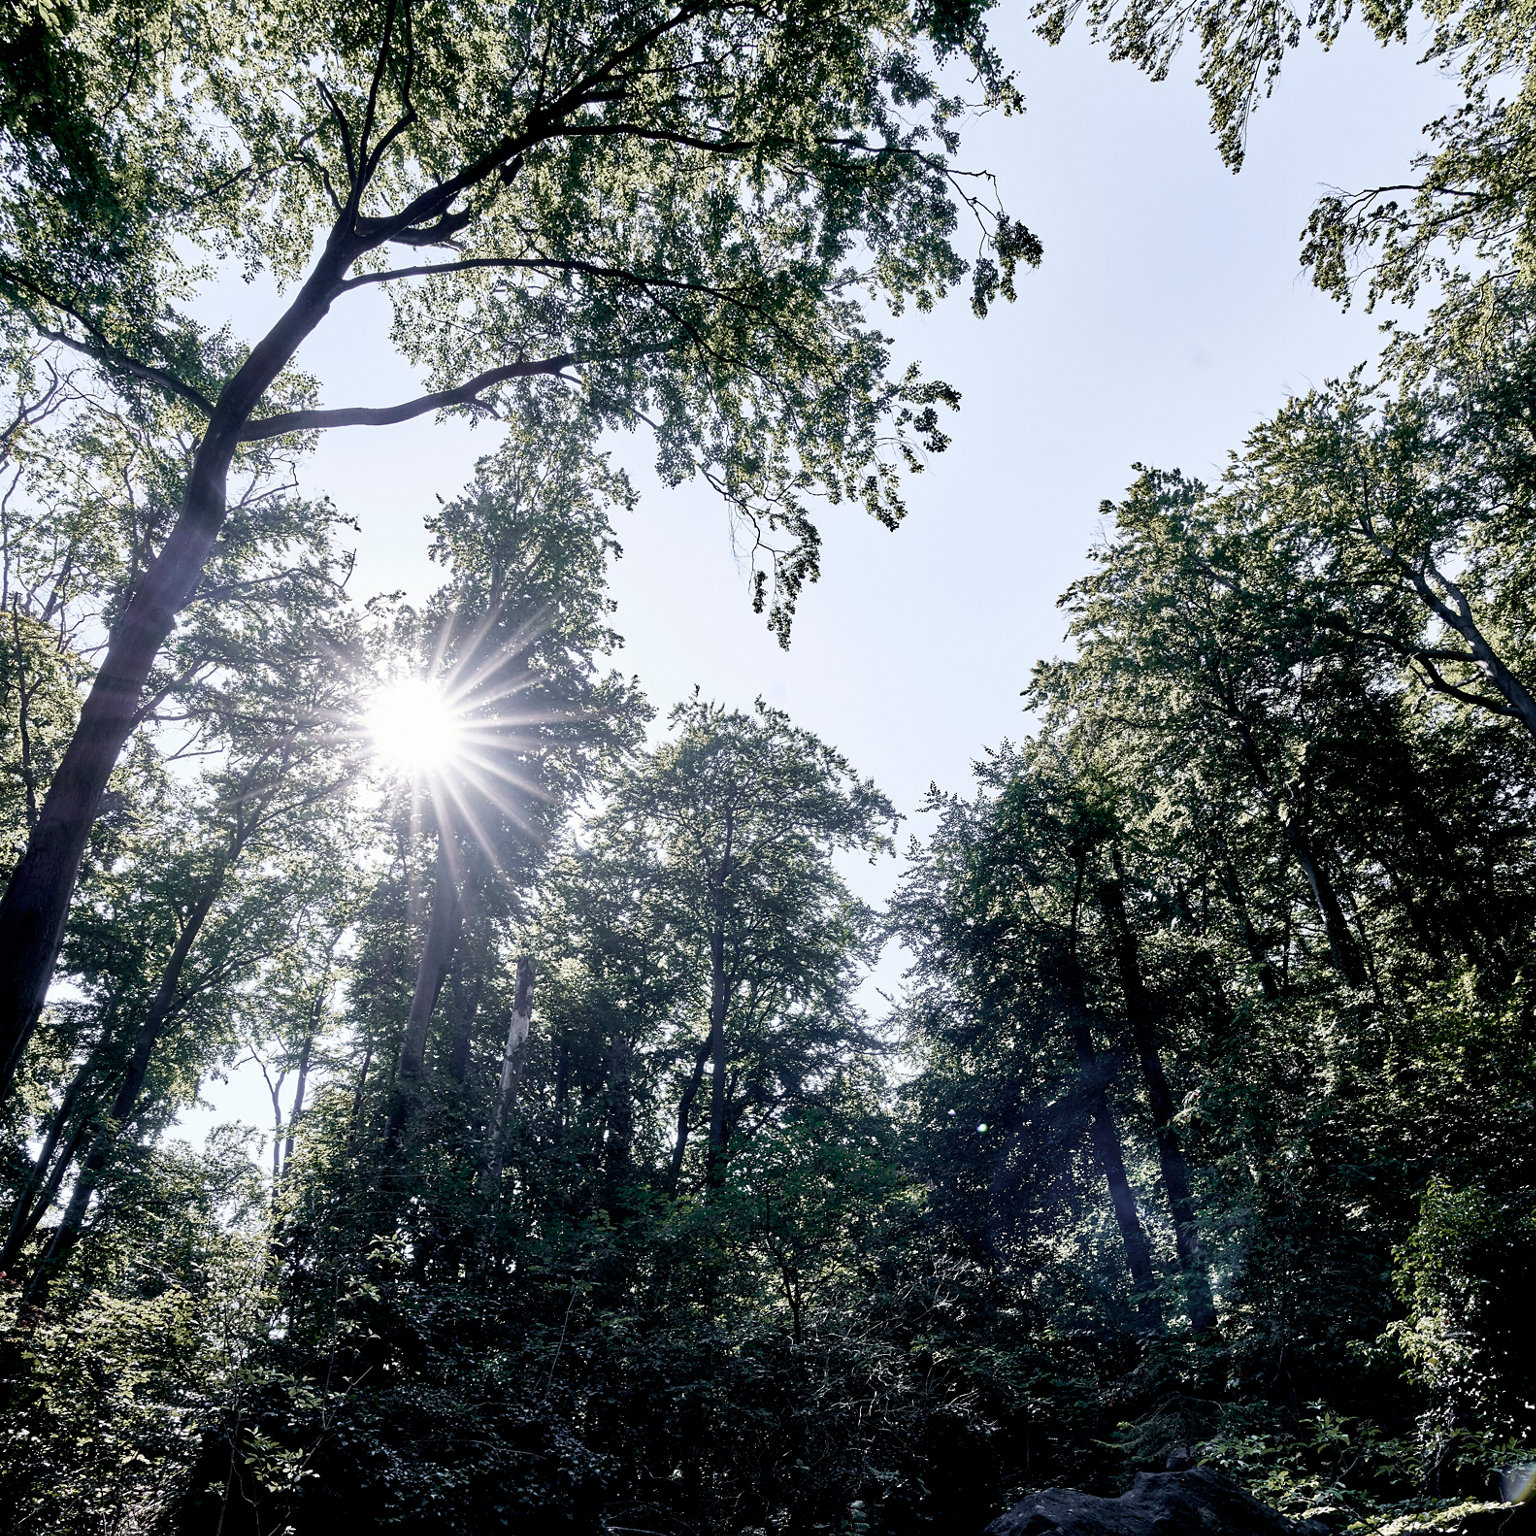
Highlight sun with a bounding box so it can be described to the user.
[365,676,467,777]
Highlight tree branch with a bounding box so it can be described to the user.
[1415,655,1522,719]
[338,254,742,306]
[237,354,583,440]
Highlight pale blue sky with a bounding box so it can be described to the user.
[182,11,1457,1136]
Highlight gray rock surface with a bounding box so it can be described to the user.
[984,1467,1329,1536]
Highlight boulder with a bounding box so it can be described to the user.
[984,1467,1329,1536]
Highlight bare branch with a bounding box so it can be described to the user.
[1415,655,1521,719]
[27,324,216,419]
[237,353,587,440]
[316,79,359,188]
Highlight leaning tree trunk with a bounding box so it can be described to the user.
[24,827,245,1306]
[666,1036,714,1193]
[1068,1011,1162,1328]
[0,231,357,1109]
[1098,862,1218,1332]
[0,1034,107,1272]
[1228,718,1370,989]
[1219,860,1280,1002]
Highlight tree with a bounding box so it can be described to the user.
[373,408,647,1149]
[4,560,364,1301]
[894,750,1170,1327]
[0,0,1037,1102]
[1230,282,1536,740]
[596,697,896,1190]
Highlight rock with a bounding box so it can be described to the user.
[984,1467,1329,1536]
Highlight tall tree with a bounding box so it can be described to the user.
[592,697,896,1190]
[373,410,646,1148]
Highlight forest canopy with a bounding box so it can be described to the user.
[2,0,1536,1534]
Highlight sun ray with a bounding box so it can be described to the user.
[365,676,470,777]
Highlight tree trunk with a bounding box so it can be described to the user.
[1229,718,1369,989]
[1070,1015,1161,1326]
[24,828,244,1304]
[603,1034,634,1214]
[1284,826,1369,988]
[0,231,355,1108]
[1395,553,1536,739]
[385,834,466,1148]
[484,955,534,1192]
[667,1035,714,1193]
[0,1033,106,1272]
[705,915,729,1187]
[1098,863,1218,1333]
[1219,861,1280,1001]
[1063,866,1159,1329]
[0,1118,87,1276]
[279,1030,314,1182]
[447,943,487,1086]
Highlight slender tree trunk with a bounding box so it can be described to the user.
[484,956,534,1191]
[385,834,466,1148]
[1229,719,1368,988]
[0,1119,87,1276]
[553,1037,569,1145]
[1219,861,1280,1001]
[1284,826,1369,988]
[279,1031,314,1181]
[1098,862,1218,1332]
[447,945,487,1086]
[0,1034,104,1271]
[0,230,357,1108]
[603,1033,634,1214]
[667,1036,714,1193]
[704,818,734,1187]
[705,915,729,1187]
[1401,555,1536,739]
[1069,1016,1160,1325]
[444,850,489,1085]
[24,826,245,1304]
[1064,865,1159,1328]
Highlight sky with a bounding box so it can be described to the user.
[177,9,1459,1141]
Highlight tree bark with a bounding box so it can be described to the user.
[447,944,487,1086]
[1070,1016,1161,1326]
[1063,866,1160,1329]
[705,914,729,1187]
[1098,862,1218,1332]
[384,833,466,1148]
[667,1035,714,1193]
[1229,719,1369,988]
[705,813,734,1188]
[0,1030,106,1273]
[278,1030,314,1182]
[603,1033,634,1214]
[1219,861,1280,1001]
[0,1118,87,1276]
[1284,826,1369,988]
[484,955,534,1192]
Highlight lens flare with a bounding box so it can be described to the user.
[366,677,466,777]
